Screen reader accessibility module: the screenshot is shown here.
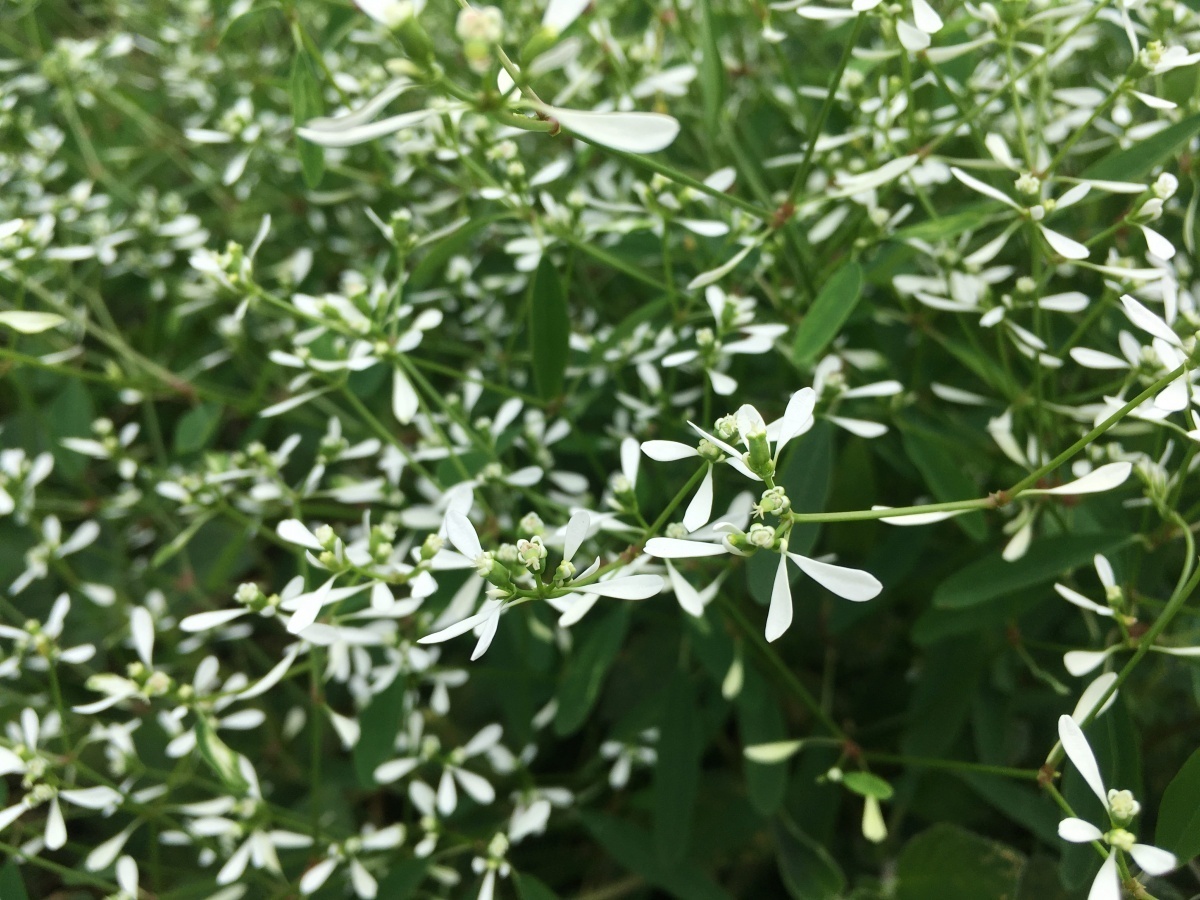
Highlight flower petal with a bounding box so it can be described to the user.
[1057,715,1109,808]
[1058,817,1103,843]
[683,465,714,532]
[788,554,882,601]
[1130,843,1176,876]
[445,511,483,560]
[644,537,728,558]
[765,553,793,642]
[543,106,681,154]
[641,440,700,461]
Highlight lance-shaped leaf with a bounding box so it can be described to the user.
[529,257,570,400]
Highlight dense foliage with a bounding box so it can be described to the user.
[2,0,1200,898]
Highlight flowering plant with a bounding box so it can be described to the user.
[1,0,1200,898]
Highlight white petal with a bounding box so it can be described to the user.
[557,592,600,628]
[683,466,714,532]
[950,166,1020,208]
[277,519,323,550]
[1040,225,1090,260]
[393,368,419,424]
[297,108,437,148]
[45,797,66,850]
[0,311,67,334]
[1071,672,1119,723]
[774,388,817,456]
[564,510,591,564]
[1130,843,1177,876]
[452,767,495,804]
[872,505,969,525]
[445,511,483,560]
[665,562,704,617]
[1057,715,1109,808]
[572,574,663,600]
[1058,817,1104,843]
[1088,852,1120,900]
[709,370,738,395]
[833,155,920,197]
[1070,348,1128,370]
[373,757,420,784]
[544,106,680,154]
[130,607,154,666]
[789,554,882,601]
[1120,294,1180,346]
[302,80,414,132]
[60,786,121,809]
[1055,584,1114,616]
[543,0,590,31]
[1023,462,1131,496]
[300,857,338,895]
[1140,224,1175,260]
[765,553,793,642]
[641,440,699,461]
[644,537,728,558]
[1064,647,1119,677]
[827,415,888,438]
[686,242,756,290]
[180,608,250,632]
[912,0,943,31]
[896,19,931,51]
[470,608,502,660]
[419,609,491,645]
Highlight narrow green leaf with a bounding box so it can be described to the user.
[654,672,701,865]
[290,52,325,188]
[408,213,510,291]
[376,858,428,899]
[196,716,250,796]
[1156,745,1200,863]
[0,862,30,900]
[772,814,845,900]
[896,824,1024,900]
[791,262,863,367]
[514,873,561,900]
[530,257,570,401]
[1082,112,1200,182]
[150,513,214,569]
[697,0,726,134]
[932,532,1129,610]
[554,603,629,736]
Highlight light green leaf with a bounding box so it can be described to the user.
[291,52,326,188]
[174,402,223,455]
[791,262,863,367]
[196,716,250,796]
[1083,112,1200,182]
[841,771,894,801]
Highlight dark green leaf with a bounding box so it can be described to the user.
[697,0,726,134]
[772,814,845,900]
[1082,113,1200,182]
[901,636,987,758]
[737,669,789,816]
[1156,745,1200,863]
[514,873,560,900]
[353,678,406,788]
[174,402,223,455]
[554,603,629,736]
[0,862,29,900]
[654,672,702,865]
[896,824,1024,900]
[290,52,325,188]
[529,257,570,401]
[890,205,1001,243]
[791,262,863,367]
[376,858,428,899]
[899,424,986,541]
[408,213,510,291]
[933,533,1130,610]
[581,812,736,900]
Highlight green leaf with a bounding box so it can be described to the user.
[150,513,214,569]
[353,677,406,788]
[791,262,863,367]
[174,402,223,455]
[889,205,1000,243]
[1156,745,1200,863]
[898,424,986,541]
[0,311,66,333]
[772,814,845,900]
[290,51,325,188]
[1082,112,1200,182]
[737,669,790,815]
[529,257,570,401]
[697,0,726,134]
[376,858,428,899]
[0,862,29,900]
[554,603,629,736]
[581,811,736,900]
[195,716,250,796]
[896,824,1024,900]
[842,771,894,801]
[408,213,510,291]
[654,672,702,865]
[901,635,986,758]
[932,532,1130,610]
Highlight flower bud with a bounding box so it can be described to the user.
[1107,789,1141,826]
[746,523,776,549]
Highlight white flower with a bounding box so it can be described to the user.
[1056,716,1176,900]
